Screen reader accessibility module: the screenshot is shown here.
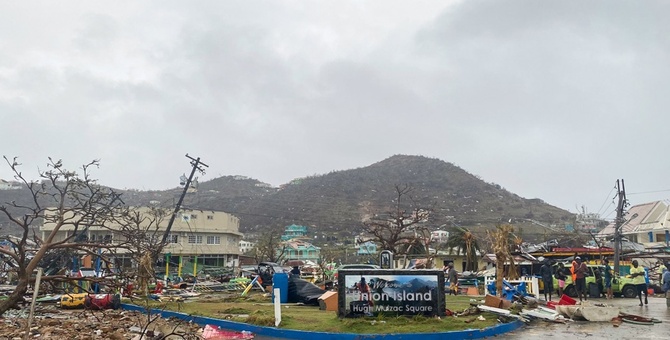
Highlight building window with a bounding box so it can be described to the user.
[207,215,214,220]
[102,235,112,243]
[188,235,203,244]
[170,234,179,243]
[190,214,198,219]
[207,236,221,245]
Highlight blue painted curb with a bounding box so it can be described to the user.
[121,303,523,339]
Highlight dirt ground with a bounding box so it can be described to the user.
[503,295,670,340]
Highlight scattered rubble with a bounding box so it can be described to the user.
[0,304,204,339]
[472,293,664,329]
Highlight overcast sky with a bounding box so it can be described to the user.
[2,0,669,218]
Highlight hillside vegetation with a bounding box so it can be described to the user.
[1,155,574,242]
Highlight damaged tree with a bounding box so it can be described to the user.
[487,224,517,296]
[361,184,432,257]
[251,224,287,263]
[0,157,123,315]
[106,206,170,295]
[445,226,481,272]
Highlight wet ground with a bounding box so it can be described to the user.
[254,296,670,339]
[503,295,670,340]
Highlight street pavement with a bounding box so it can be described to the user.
[502,295,670,340]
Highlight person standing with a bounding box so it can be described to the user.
[630,260,648,306]
[448,263,459,295]
[443,263,450,277]
[540,260,554,301]
[603,259,613,300]
[594,267,604,298]
[657,260,667,285]
[570,255,578,283]
[574,257,588,302]
[662,265,670,308]
[555,262,568,297]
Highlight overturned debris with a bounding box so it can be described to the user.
[554,302,620,322]
[617,312,663,325]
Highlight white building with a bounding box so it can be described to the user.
[40,207,244,268]
[0,179,21,190]
[239,240,255,254]
[431,230,449,244]
[597,200,670,247]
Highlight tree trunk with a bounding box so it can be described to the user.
[508,257,519,280]
[0,276,29,315]
[495,252,504,297]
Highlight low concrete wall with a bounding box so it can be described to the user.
[121,303,524,339]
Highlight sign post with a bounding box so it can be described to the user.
[274,288,282,326]
[380,250,394,269]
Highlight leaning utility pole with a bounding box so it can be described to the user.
[613,179,626,275]
[161,154,209,245]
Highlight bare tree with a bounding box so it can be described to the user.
[315,248,338,282]
[0,157,123,315]
[361,184,432,255]
[105,206,169,295]
[251,225,287,263]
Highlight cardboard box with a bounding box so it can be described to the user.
[484,294,503,308]
[500,299,512,309]
[318,291,338,311]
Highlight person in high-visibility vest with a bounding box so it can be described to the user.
[570,256,578,282]
[629,260,648,306]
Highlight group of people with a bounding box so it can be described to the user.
[540,256,670,307]
[541,256,631,303]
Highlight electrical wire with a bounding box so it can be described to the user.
[596,185,616,217]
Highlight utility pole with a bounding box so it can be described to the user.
[161,154,208,245]
[613,179,626,275]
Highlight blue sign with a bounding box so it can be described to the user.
[337,269,445,317]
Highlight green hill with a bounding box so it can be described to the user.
[1,155,574,243]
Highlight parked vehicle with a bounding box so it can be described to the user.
[548,263,635,298]
[256,262,288,287]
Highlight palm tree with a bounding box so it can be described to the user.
[487,224,515,295]
[445,226,481,272]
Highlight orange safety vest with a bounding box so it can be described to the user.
[570,261,577,282]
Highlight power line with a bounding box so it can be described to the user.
[626,189,670,195]
[596,185,616,216]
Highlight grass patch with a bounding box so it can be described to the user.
[220,307,252,314]
[132,294,500,334]
[245,310,278,326]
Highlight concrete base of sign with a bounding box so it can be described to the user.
[121,303,525,339]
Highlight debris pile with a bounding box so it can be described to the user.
[472,293,664,328]
[0,304,254,339]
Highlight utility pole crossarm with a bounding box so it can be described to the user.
[161,154,209,246]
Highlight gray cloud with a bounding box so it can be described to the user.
[1,0,669,217]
